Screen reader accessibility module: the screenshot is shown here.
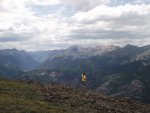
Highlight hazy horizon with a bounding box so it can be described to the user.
[0,44,149,52]
[0,0,150,51]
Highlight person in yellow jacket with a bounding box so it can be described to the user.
[82,72,87,87]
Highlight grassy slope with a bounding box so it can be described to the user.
[0,78,150,113]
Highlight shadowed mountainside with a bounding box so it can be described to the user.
[0,49,38,71]
[1,45,150,103]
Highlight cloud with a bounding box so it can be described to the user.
[0,0,150,50]
[59,0,110,11]
[67,4,150,42]
[109,0,150,5]
[71,4,150,24]
[0,33,29,42]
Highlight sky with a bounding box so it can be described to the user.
[0,0,150,51]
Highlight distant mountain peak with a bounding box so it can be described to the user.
[67,45,81,52]
[124,44,138,49]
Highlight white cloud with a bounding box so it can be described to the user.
[0,0,150,51]
[71,4,150,23]
[29,0,60,6]
[67,4,150,41]
[59,0,110,11]
[0,0,67,50]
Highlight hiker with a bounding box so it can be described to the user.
[81,72,87,87]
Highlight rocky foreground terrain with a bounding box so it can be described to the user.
[0,78,150,113]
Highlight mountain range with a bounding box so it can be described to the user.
[0,44,150,103]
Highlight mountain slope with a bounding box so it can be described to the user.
[0,66,21,79]
[1,45,150,103]
[0,78,150,113]
[29,50,64,63]
[30,45,119,63]
[34,45,150,103]
[0,49,38,71]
